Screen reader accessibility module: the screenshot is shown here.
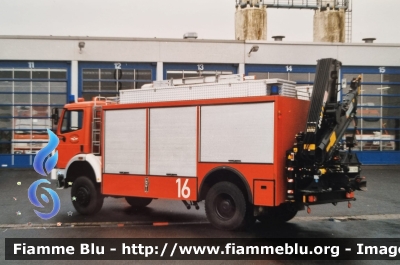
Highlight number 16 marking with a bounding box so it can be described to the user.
[176,178,190,199]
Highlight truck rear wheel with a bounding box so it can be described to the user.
[71,176,104,215]
[257,203,298,224]
[205,181,247,230]
[125,197,152,209]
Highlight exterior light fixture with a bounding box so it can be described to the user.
[183,32,198,39]
[248,45,259,57]
[78,42,85,53]
[272,36,285,41]
[362,38,376,43]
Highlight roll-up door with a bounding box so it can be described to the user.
[104,109,146,174]
[200,103,274,163]
[150,107,197,177]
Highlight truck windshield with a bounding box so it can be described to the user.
[61,110,83,133]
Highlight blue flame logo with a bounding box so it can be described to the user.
[33,129,59,176]
[28,179,61,220]
[30,129,61,220]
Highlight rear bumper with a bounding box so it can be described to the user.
[299,190,356,206]
[298,175,366,206]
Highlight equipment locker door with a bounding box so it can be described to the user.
[200,102,274,163]
[149,106,197,177]
[103,109,147,174]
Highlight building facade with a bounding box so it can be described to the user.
[0,36,399,167]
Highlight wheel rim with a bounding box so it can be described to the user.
[214,193,236,220]
[76,186,90,207]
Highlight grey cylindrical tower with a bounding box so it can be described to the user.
[313,0,346,43]
[235,0,267,40]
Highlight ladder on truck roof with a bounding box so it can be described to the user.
[141,74,243,89]
[91,96,118,155]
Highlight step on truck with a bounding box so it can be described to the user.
[52,58,366,230]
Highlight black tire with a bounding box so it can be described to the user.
[125,197,152,208]
[71,176,104,215]
[205,181,247,230]
[245,202,256,227]
[257,203,298,224]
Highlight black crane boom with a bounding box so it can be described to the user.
[285,58,366,208]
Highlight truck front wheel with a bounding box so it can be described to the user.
[125,197,152,209]
[205,181,247,230]
[71,176,104,215]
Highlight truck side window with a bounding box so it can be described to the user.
[61,110,83,133]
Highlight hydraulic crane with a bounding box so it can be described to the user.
[286,58,366,212]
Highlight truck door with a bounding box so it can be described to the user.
[56,109,85,168]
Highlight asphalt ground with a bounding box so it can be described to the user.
[1,166,399,226]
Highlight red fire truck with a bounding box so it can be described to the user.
[53,58,365,230]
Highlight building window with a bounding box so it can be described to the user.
[82,68,152,101]
[343,71,400,152]
[0,67,67,155]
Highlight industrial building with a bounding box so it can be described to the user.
[0,0,399,167]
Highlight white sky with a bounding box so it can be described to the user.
[0,0,399,43]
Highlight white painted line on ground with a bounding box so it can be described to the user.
[1,214,400,230]
[293,213,400,222]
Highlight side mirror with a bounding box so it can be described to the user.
[51,108,59,125]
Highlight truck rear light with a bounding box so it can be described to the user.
[287,167,294,171]
[287,190,294,194]
[346,192,354,199]
[287,178,294,183]
[308,195,317,202]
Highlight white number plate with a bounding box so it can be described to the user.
[348,166,359,173]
